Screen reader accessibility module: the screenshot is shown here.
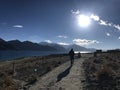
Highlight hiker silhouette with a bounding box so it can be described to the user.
[69,48,75,65]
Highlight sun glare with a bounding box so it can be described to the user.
[77,14,90,27]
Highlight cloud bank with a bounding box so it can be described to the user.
[73,38,100,46]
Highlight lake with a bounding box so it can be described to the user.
[0,50,67,61]
[0,50,92,61]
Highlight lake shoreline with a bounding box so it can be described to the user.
[0,50,68,61]
[0,50,91,61]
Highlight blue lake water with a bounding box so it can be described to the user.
[0,50,67,61]
[0,50,91,61]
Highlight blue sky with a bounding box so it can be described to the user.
[0,0,120,50]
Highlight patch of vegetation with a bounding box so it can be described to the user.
[0,55,69,89]
[83,52,120,90]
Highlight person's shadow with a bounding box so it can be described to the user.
[56,65,72,82]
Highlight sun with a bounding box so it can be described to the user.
[77,14,90,27]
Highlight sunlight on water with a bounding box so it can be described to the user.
[75,51,92,53]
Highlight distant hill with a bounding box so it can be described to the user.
[61,44,96,52]
[0,38,56,51]
[0,38,14,50]
[39,42,66,51]
[39,42,96,52]
[0,38,96,51]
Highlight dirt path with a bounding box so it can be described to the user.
[52,58,85,90]
[29,58,86,90]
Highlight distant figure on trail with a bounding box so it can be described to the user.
[78,52,81,58]
[69,48,75,65]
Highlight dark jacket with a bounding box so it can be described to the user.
[69,49,75,59]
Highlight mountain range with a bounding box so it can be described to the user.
[0,38,95,52]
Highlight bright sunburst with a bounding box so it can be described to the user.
[77,14,90,27]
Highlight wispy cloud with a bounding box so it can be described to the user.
[45,40,52,43]
[90,14,100,21]
[13,25,23,28]
[57,35,68,38]
[90,14,116,28]
[57,42,69,45]
[71,10,120,31]
[106,32,111,36]
[113,25,120,30]
[73,38,100,46]
[99,20,108,26]
[118,37,120,40]
[71,10,80,15]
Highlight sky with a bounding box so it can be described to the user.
[0,0,120,50]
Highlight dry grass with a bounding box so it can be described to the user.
[83,52,120,90]
[0,54,69,89]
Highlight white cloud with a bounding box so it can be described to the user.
[118,37,120,40]
[113,25,120,30]
[57,35,68,38]
[73,39,100,46]
[106,33,111,36]
[99,20,108,26]
[57,42,69,45]
[71,10,80,15]
[90,14,100,21]
[13,25,23,28]
[108,23,112,26]
[45,40,52,43]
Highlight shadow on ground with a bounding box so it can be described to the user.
[56,65,72,82]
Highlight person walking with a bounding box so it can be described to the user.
[69,48,75,65]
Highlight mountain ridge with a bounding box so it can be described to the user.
[0,38,96,51]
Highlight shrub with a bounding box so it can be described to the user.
[97,63,113,79]
[27,74,37,85]
[4,76,14,87]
